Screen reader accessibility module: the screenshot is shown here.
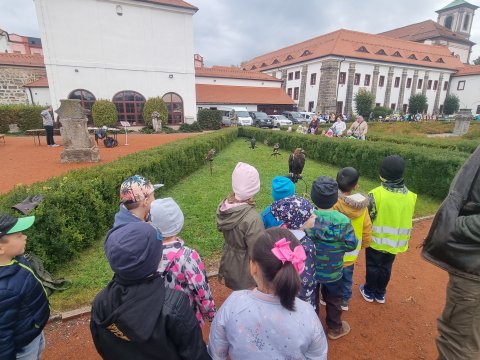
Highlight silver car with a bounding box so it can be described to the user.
[269,115,293,127]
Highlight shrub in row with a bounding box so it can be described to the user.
[0,128,238,271]
[0,104,44,133]
[197,109,222,130]
[238,127,469,200]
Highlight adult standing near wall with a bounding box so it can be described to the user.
[422,146,480,360]
[40,106,58,147]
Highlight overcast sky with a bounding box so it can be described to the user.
[1,0,479,66]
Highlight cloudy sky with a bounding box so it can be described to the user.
[2,0,479,66]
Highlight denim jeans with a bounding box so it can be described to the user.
[341,265,354,302]
[321,278,343,331]
[16,331,45,360]
[364,247,396,297]
[44,125,55,146]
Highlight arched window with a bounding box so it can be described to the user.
[445,15,453,30]
[113,91,145,124]
[162,92,184,125]
[463,14,470,31]
[68,89,96,111]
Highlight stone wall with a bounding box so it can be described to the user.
[316,60,340,114]
[0,65,47,105]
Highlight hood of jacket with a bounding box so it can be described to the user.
[216,200,255,231]
[0,258,21,280]
[91,275,166,343]
[113,205,143,227]
[335,191,369,219]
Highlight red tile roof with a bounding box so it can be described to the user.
[196,84,294,105]
[134,0,197,11]
[244,29,465,72]
[379,20,474,45]
[195,66,282,82]
[0,53,45,67]
[455,64,480,76]
[24,77,49,87]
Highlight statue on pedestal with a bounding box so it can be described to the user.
[152,111,162,133]
[453,109,473,136]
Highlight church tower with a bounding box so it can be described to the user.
[436,0,478,39]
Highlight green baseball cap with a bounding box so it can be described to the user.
[0,214,35,237]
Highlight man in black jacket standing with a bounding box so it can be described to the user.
[423,147,480,360]
[90,221,211,360]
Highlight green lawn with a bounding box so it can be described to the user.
[49,138,441,312]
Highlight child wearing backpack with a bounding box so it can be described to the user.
[333,167,372,311]
[151,198,216,327]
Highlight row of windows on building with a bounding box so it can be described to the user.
[68,89,184,124]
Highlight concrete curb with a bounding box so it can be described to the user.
[49,217,434,322]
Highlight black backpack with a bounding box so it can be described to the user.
[422,145,480,280]
[104,136,118,148]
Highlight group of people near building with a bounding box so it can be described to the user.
[299,115,368,140]
[1,149,479,359]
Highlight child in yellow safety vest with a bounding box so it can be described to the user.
[333,167,372,311]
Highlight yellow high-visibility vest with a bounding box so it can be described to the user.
[343,210,366,263]
[369,186,417,255]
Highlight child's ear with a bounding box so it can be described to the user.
[0,244,5,255]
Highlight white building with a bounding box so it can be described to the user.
[449,65,480,114]
[34,0,198,124]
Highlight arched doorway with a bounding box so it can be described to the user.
[113,90,146,124]
[68,89,96,123]
[162,92,184,124]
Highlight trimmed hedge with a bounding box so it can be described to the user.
[0,128,238,271]
[0,104,44,133]
[179,122,203,133]
[198,109,222,130]
[238,127,469,200]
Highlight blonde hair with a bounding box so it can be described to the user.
[226,192,256,206]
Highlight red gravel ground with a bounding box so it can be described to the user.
[42,219,446,360]
[2,134,447,359]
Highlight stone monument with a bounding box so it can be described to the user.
[453,109,473,136]
[152,111,162,132]
[56,99,100,163]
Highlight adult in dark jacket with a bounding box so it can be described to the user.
[422,146,480,360]
[90,221,210,360]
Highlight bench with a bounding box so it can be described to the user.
[0,134,4,144]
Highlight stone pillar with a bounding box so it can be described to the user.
[422,71,430,96]
[383,67,395,108]
[316,60,340,114]
[371,65,380,98]
[345,63,356,116]
[56,99,100,163]
[453,109,472,135]
[411,70,419,96]
[281,69,287,90]
[433,73,444,114]
[298,65,309,111]
[397,68,408,111]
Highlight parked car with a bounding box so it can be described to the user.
[217,106,253,126]
[299,112,316,121]
[269,115,293,128]
[249,111,274,128]
[282,111,308,124]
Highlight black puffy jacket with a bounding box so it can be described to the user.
[422,146,480,281]
[0,256,50,360]
[90,274,211,360]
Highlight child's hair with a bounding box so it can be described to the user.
[226,192,256,206]
[336,167,360,193]
[250,228,301,311]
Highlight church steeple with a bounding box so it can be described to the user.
[436,0,478,39]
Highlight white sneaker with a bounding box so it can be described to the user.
[51,144,60,147]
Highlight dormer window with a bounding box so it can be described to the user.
[301,50,312,57]
[251,65,257,70]
[422,56,431,62]
[285,55,294,61]
[356,46,369,53]
[375,49,387,55]
[436,58,445,63]
[272,59,280,65]
[392,51,402,57]
[408,54,417,60]
[260,63,267,68]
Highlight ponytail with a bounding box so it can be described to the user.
[250,228,301,311]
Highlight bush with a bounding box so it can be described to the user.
[162,126,179,134]
[409,94,428,114]
[443,94,460,115]
[354,89,375,118]
[197,109,222,130]
[238,127,468,200]
[372,106,392,119]
[143,97,168,128]
[0,128,238,271]
[0,104,44,133]
[92,100,118,127]
[179,122,203,133]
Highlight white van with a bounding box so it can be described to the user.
[217,106,253,126]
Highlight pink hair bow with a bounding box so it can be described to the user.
[271,238,307,274]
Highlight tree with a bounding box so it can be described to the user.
[473,56,480,65]
[91,99,118,127]
[354,89,375,118]
[443,94,460,115]
[408,94,428,114]
[142,97,169,127]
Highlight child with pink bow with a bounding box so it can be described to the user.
[208,228,328,360]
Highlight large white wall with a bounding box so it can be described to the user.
[450,74,480,114]
[195,76,280,88]
[34,0,197,122]
[27,87,51,106]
